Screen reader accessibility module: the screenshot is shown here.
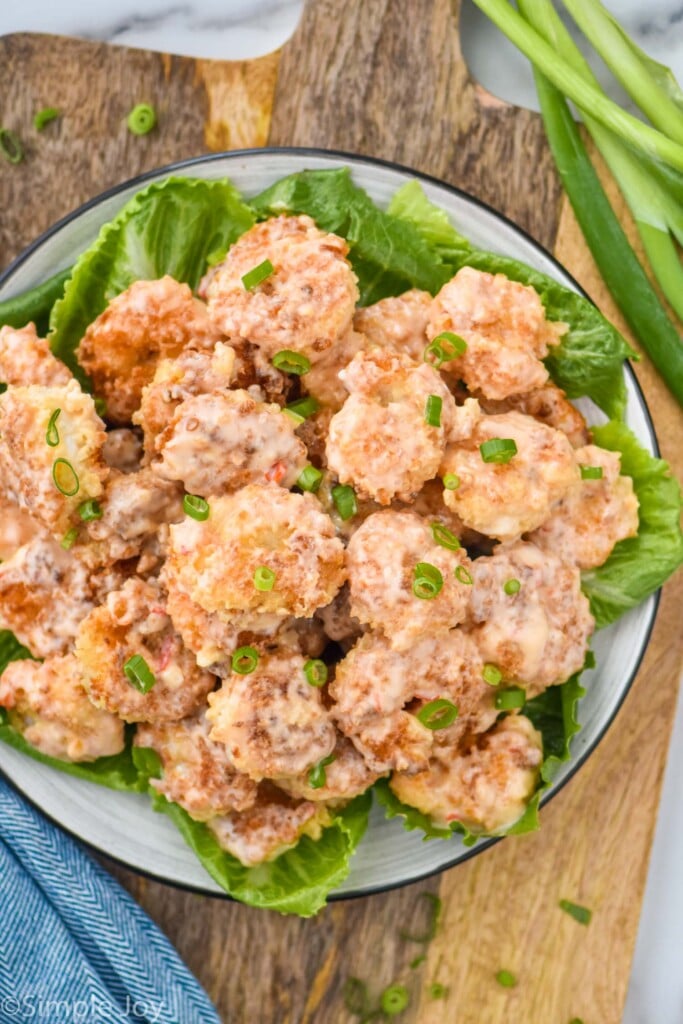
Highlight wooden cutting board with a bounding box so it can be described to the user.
[1,3,682,1021]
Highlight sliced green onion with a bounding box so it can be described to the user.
[580,464,604,480]
[45,408,61,447]
[123,654,156,693]
[34,107,60,131]
[285,396,320,421]
[127,103,156,135]
[52,458,80,496]
[231,646,259,675]
[0,384,7,395]
[94,396,107,418]
[0,129,24,165]
[308,753,336,789]
[425,394,443,427]
[342,978,371,1016]
[417,698,458,730]
[480,438,518,464]
[401,892,442,944]
[495,686,526,710]
[271,348,310,374]
[303,659,328,687]
[206,246,228,268]
[424,331,468,368]
[503,578,521,595]
[183,494,210,521]
[78,499,103,522]
[332,484,357,521]
[442,473,460,490]
[253,566,276,591]
[380,984,410,1016]
[455,565,473,585]
[413,562,444,600]
[60,528,79,550]
[430,522,461,551]
[297,464,323,493]
[429,982,447,1000]
[242,259,275,292]
[410,954,426,969]
[495,969,517,988]
[482,664,502,686]
[559,899,592,925]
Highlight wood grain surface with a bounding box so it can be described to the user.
[1,2,681,1022]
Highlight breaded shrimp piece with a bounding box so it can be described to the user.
[330,632,498,774]
[167,485,345,621]
[529,444,639,569]
[83,468,183,564]
[0,496,44,560]
[468,541,594,697]
[276,735,382,803]
[346,511,472,650]
[0,654,124,762]
[75,577,215,723]
[440,411,579,541]
[207,783,331,866]
[427,267,566,400]
[390,715,543,833]
[77,276,223,424]
[102,428,143,473]
[353,289,432,362]
[204,215,359,364]
[230,341,293,407]
[0,323,72,388]
[206,651,336,780]
[326,350,460,504]
[0,381,108,536]
[135,709,257,819]
[479,383,590,449]
[300,328,366,410]
[152,390,307,495]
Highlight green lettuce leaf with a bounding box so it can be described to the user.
[0,630,34,673]
[582,421,683,628]
[49,177,255,384]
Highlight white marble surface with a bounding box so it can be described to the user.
[1,1,682,1020]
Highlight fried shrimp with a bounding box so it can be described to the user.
[529,444,639,569]
[206,651,336,780]
[479,383,590,448]
[0,381,108,535]
[0,654,124,762]
[75,577,215,722]
[102,429,144,474]
[135,709,258,819]
[84,468,183,564]
[0,497,44,561]
[468,540,594,697]
[427,267,566,399]
[204,215,358,363]
[152,390,308,495]
[330,632,498,774]
[346,510,472,650]
[77,276,223,424]
[167,485,345,621]
[326,350,459,504]
[390,715,543,833]
[353,288,432,362]
[300,328,366,410]
[276,735,383,803]
[440,411,579,541]
[0,323,72,388]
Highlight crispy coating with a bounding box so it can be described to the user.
[204,215,358,364]
[427,267,566,399]
[390,714,543,833]
[230,341,293,406]
[479,383,590,448]
[529,444,639,569]
[0,381,108,535]
[353,289,431,362]
[346,511,472,650]
[0,654,124,762]
[135,708,258,819]
[441,411,579,541]
[468,541,594,697]
[330,632,498,774]
[152,390,307,495]
[276,734,383,803]
[206,651,336,780]
[102,429,144,474]
[75,577,215,722]
[77,277,223,424]
[315,585,364,645]
[0,496,44,560]
[0,323,72,388]
[300,328,366,410]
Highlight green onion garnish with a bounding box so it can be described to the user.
[231,647,259,675]
[400,892,442,943]
[52,458,80,496]
[78,499,103,522]
[0,383,7,395]
[127,103,157,135]
[503,578,521,595]
[45,408,61,447]
[442,473,460,490]
[206,247,228,268]
[425,394,443,427]
[34,107,60,131]
[94,397,107,417]
[482,664,502,686]
[580,464,604,480]
[495,969,517,988]
[413,562,444,600]
[308,753,336,789]
[417,698,458,730]
[332,484,357,521]
[494,686,526,710]
[480,438,518,464]
[60,528,79,550]
[297,465,323,493]
[429,982,447,1000]
[253,566,276,591]
[242,259,275,292]
[430,522,461,551]
[123,654,156,693]
[559,899,592,925]
[380,984,410,1016]
[455,565,473,585]
[271,348,310,374]
[303,659,328,687]
[284,396,320,422]
[183,494,210,521]
[342,978,371,1016]
[410,954,426,969]
[423,331,468,368]
[0,128,24,165]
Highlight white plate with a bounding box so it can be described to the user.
[0,149,658,898]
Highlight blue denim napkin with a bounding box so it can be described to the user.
[0,776,222,1024]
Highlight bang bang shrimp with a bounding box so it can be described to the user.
[276,734,383,803]
[353,288,432,362]
[479,383,590,449]
[0,323,72,388]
